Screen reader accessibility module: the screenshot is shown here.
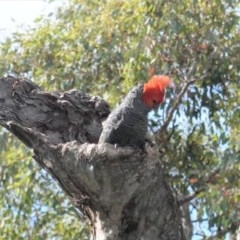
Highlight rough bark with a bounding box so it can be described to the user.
[0,76,186,240]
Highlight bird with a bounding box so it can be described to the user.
[98,75,174,150]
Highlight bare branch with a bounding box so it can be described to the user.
[0,76,186,240]
[159,79,194,134]
[207,222,239,240]
[178,188,203,206]
[158,47,214,136]
[178,167,220,207]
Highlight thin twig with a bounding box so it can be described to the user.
[178,188,203,206]
[207,222,239,240]
[178,168,220,206]
[159,79,195,134]
[158,46,214,135]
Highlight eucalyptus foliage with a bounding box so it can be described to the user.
[0,0,239,239]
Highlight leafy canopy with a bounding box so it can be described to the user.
[0,0,240,239]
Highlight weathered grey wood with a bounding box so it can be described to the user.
[0,76,185,240]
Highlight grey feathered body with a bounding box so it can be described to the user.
[99,84,151,149]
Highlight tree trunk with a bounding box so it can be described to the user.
[0,76,186,240]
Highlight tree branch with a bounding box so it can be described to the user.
[178,189,203,206]
[158,52,213,136]
[207,222,239,240]
[159,79,194,134]
[0,76,186,240]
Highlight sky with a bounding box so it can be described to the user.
[0,1,232,240]
[0,0,52,40]
[0,1,211,240]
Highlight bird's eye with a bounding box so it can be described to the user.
[152,100,157,103]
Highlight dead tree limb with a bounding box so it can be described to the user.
[0,76,186,240]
